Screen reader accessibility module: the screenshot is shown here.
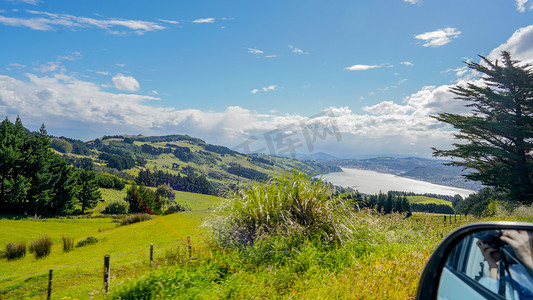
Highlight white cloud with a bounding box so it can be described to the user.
[112,74,140,92]
[58,51,82,61]
[250,85,277,94]
[442,66,468,77]
[8,63,27,68]
[289,45,308,55]
[404,0,420,4]
[6,0,40,4]
[363,101,414,115]
[34,61,65,73]
[116,63,125,68]
[158,19,179,24]
[400,61,413,66]
[192,18,215,23]
[247,48,264,55]
[345,64,380,71]
[0,10,165,34]
[515,0,531,12]
[415,27,461,47]
[151,90,159,95]
[265,55,278,58]
[487,24,533,65]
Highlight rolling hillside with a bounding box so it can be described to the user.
[51,134,341,195]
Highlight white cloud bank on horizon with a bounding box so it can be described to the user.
[1,25,533,157]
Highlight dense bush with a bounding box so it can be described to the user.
[105,199,130,214]
[120,213,152,226]
[29,236,53,259]
[2,242,26,260]
[208,171,354,248]
[76,236,98,248]
[62,236,75,252]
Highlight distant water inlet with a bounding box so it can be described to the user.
[321,168,475,198]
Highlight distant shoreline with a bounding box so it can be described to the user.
[322,167,475,198]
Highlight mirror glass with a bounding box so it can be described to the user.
[438,229,533,300]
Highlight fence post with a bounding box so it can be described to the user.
[47,269,53,300]
[187,236,192,258]
[150,244,154,268]
[444,215,446,222]
[104,255,110,293]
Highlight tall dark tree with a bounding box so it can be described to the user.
[433,52,533,204]
[77,169,101,214]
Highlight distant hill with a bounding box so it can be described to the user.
[316,156,483,191]
[50,134,341,195]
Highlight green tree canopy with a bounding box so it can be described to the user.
[433,52,533,204]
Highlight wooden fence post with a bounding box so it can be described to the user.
[104,255,110,293]
[47,269,53,300]
[150,244,154,268]
[187,236,192,258]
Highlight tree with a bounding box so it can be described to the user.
[77,169,101,214]
[433,52,533,204]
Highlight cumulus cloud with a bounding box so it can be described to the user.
[487,24,533,65]
[0,10,165,34]
[344,64,380,71]
[250,89,259,94]
[415,27,461,47]
[112,74,140,92]
[400,61,413,66]
[34,61,65,73]
[404,0,420,4]
[192,18,215,23]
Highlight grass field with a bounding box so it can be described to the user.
[407,195,453,207]
[2,186,532,299]
[0,192,222,299]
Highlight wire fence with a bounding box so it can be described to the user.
[0,237,196,299]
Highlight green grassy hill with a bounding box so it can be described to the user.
[53,134,340,194]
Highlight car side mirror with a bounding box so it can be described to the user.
[417,222,533,300]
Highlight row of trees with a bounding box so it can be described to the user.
[136,169,214,195]
[0,117,101,216]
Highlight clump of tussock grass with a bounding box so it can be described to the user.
[29,236,52,259]
[62,236,75,252]
[207,171,355,249]
[76,236,98,248]
[120,213,152,226]
[2,242,26,260]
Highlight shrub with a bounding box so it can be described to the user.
[120,213,152,226]
[2,242,26,260]
[62,236,75,252]
[29,236,53,259]
[207,171,355,248]
[76,236,98,248]
[104,199,130,214]
[164,203,190,215]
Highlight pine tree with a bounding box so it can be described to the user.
[77,169,101,214]
[433,51,533,204]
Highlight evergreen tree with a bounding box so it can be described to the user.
[77,169,101,214]
[433,52,533,204]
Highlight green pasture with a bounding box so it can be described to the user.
[407,196,453,207]
[0,192,221,299]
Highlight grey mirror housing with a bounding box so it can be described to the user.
[417,222,533,300]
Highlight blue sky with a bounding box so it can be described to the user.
[1,0,533,158]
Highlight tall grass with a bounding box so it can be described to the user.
[29,236,52,259]
[2,242,26,260]
[62,236,75,252]
[207,171,354,248]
